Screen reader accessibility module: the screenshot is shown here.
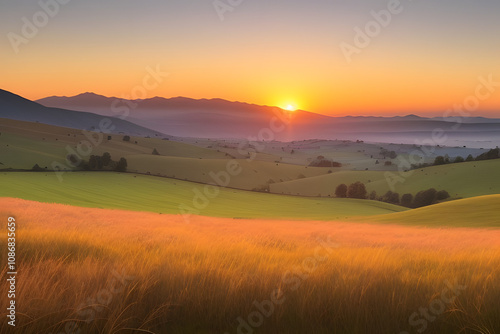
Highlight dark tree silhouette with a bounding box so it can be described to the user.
[95,156,103,169]
[414,188,437,208]
[102,152,112,166]
[115,158,128,172]
[434,156,446,165]
[382,191,400,204]
[401,193,413,207]
[32,164,43,171]
[436,190,450,201]
[347,182,367,199]
[475,148,500,161]
[335,184,347,198]
[89,155,97,170]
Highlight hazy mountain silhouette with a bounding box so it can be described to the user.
[0,90,166,137]
[32,91,500,147]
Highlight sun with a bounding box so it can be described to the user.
[284,104,297,112]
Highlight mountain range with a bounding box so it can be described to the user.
[35,92,500,147]
[0,90,166,137]
[1,89,499,148]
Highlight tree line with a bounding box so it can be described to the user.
[412,147,500,169]
[69,152,128,172]
[335,182,450,208]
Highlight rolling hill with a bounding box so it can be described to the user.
[0,172,406,220]
[2,117,499,197]
[125,155,331,191]
[0,118,226,170]
[366,195,500,227]
[0,118,333,190]
[270,159,500,199]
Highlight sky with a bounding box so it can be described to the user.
[1,0,499,117]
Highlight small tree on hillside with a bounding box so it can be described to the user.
[434,156,446,165]
[115,157,128,172]
[347,182,367,199]
[102,152,112,166]
[335,184,347,198]
[436,190,450,201]
[32,164,43,171]
[89,155,98,170]
[152,148,160,155]
[381,191,393,203]
[465,154,474,162]
[123,135,131,142]
[95,156,103,169]
[414,188,437,208]
[401,193,413,207]
[382,191,400,204]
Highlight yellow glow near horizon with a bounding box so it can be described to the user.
[284,104,297,112]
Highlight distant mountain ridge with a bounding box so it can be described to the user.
[38,92,426,120]
[0,89,167,137]
[2,89,499,148]
[37,92,329,121]
[37,92,500,124]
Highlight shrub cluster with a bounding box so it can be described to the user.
[309,156,342,168]
[78,152,128,172]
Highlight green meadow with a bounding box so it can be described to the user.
[271,159,500,199]
[0,172,406,220]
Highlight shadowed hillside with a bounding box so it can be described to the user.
[0,89,166,137]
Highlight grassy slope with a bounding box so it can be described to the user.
[271,159,500,198]
[126,155,330,190]
[0,118,229,169]
[364,194,500,227]
[0,172,406,219]
[1,119,329,189]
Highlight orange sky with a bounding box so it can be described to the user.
[1,1,499,117]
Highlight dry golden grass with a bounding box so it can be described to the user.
[1,198,499,334]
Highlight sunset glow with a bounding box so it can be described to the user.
[1,1,500,333]
[1,1,499,117]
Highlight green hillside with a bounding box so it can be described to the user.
[366,195,500,227]
[271,159,500,198]
[0,172,406,220]
[0,118,229,170]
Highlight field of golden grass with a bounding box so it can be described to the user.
[1,198,499,334]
